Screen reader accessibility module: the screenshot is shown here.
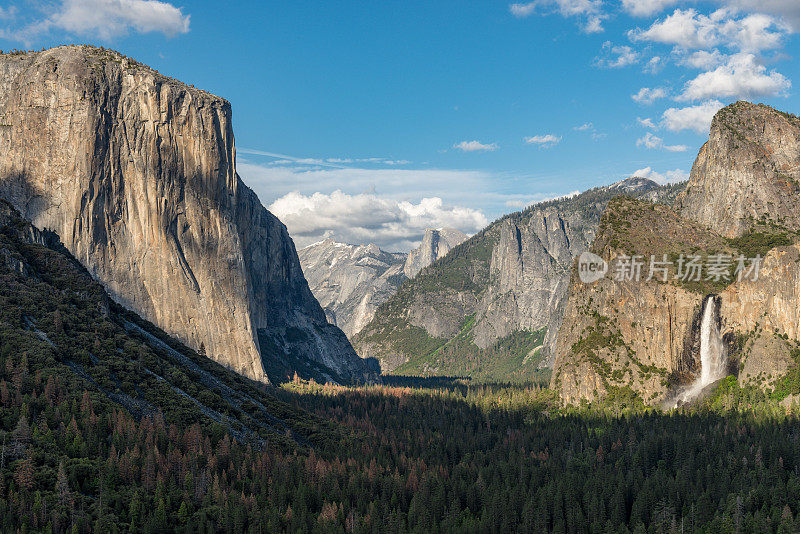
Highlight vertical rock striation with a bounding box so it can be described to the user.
[0,45,375,384]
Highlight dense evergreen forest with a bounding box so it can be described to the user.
[4,202,800,533]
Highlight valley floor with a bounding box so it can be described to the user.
[5,365,800,533]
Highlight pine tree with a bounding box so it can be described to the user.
[53,309,64,334]
[15,452,34,491]
[12,414,31,457]
[57,460,70,508]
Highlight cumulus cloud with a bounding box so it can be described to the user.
[632,87,668,104]
[661,100,725,133]
[621,0,680,17]
[636,132,689,152]
[454,140,499,152]
[509,0,607,33]
[268,191,488,251]
[677,48,727,69]
[574,122,594,131]
[630,8,789,52]
[596,41,639,68]
[1,0,190,43]
[724,0,800,30]
[679,53,790,101]
[631,167,690,185]
[524,134,562,148]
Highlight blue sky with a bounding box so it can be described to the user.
[2,0,800,250]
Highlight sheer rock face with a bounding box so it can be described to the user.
[720,244,800,386]
[550,200,719,405]
[554,274,703,405]
[0,46,374,384]
[553,236,800,405]
[676,101,800,238]
[298,239,406,338]
[403,228,467,278]
[470,207,585,364]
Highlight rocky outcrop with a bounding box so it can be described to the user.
[298,239,406,338]
[676,102,800,238]
[471,205,592,367]
[0,45,375,384]
[719,243,800,387]
[403,228,467,278]
[355,178,683,378]
[553,103,800,405]
[553,199,800,405]
[550,199,730,404]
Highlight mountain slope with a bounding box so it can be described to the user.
[403,228,468,278]
[354,178,684,381]
[0,45,375,384]
[0,199,333,446]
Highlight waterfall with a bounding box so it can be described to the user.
[677,295,727,404]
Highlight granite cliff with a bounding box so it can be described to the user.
[553,102,800,405]
[403,228,467,278]
[354,179,683,380]
[676,102,800,238]
[0,45,376,384]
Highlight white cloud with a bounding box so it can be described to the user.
[268,190,488,251]
[644,56,664,73]
[631,167,690,185]
[621,0,680,17]
[596,41,639,68]
[724,0,800,30]
[1,0,190,43]
[509,2,538,17]
[636,132,689,152]
[637,117,657,128]
[509,0,607,33]
[0,6,17,20]
[677,48,727,69]
[662,100,725,133]
[574,122,594,131]
[524,134,562,147]
[453,140,498,152]
[632,87,668,104]
[630,8,789,53]
[679,53,790,101]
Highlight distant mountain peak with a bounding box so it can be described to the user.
[403,228,468,278]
